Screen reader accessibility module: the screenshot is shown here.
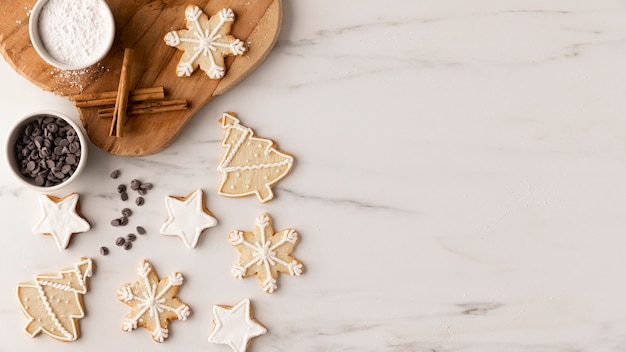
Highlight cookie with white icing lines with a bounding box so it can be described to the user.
[229,213,304,293]
[16,258,94,342]
[217,113,294,203]
[208,298,267,352]
[32,193,91,250]
[164,5,246,78]
[160,189,218,249]
[117,259,191,342]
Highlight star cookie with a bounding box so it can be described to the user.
[160,189,218,249]
[17,258,94,342]
[164,5,247,78]
[208,299,267,352]
[32,193,91,250]
[217,113,294,203]
[229,213,304,293]
[117,260,191,342]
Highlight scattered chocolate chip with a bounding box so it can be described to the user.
[121,208,132,217]
[117,184,126,193]
[137,188,147,195]
[111,218,121,227]
[100,246,109,255]
[119,216,129,226]
[110,169,120,179]
[115,237,126,246]
[140,183,153,190]
[130,179,141,190]
[135,196,144,206]
[123,241,132,250]
[136,226,146,235]
[126,233,137,242]
[120,192,128,201]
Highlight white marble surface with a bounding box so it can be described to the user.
[1,0,626,350]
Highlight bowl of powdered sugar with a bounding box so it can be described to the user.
[29,0,115,70]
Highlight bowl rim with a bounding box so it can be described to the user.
[5,110,89,192]
[28,0,116,71]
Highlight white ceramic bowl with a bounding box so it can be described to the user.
[29,0,115,70]
[5,111,88,192]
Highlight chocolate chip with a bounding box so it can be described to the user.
[119,216,128,226]
[126,233,137,242]
[110,169,120,179]
[135,196,144,206]
[100,246,109,255]
[123,241,132,250]
[136,226,146,235]
[117,184,126,193]
[140,183,153,190]
[111,219,121,227]
[121,208,132,217]
[130,179,141,190]
[115,237,126,246]
[120,192,128,201]
[137,188,147,195]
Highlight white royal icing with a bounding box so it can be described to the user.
[32,194,91,250]
[208,299,267,352]
[160,189,218,249]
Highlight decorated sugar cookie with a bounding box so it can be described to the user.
[164,5,246,78]
[160,189,218,249]
[217,113,294,203]
[17,258,94,342]
[208,299,267,352]
[229,213,303,293]
[117,260,191,342]
[32,193,91,250]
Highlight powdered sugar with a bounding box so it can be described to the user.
[38,0,114,67]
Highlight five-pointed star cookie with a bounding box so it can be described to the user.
[229,213,304,293]
[164,5,247,78]
[32,193,90,250]
[117,260,191,343]
[208,299,267,352]
[160,189,218,249]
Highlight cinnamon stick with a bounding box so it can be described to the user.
[73,87,164,108]
[110,48,134,137]
[98,99,188,118]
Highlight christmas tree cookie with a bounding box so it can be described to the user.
[229,213,303,293]
[217,113,294,203]
[16,258,94,342]
[117,260,191,342]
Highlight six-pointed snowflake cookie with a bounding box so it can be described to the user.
[117,260,191,342]
[229,213,304,293]
[160,189,218,249]
[32,193,91,250]
[164,5,247,78]
[17,258,94,342]
[208,298,267,352]
[217,113,295,203]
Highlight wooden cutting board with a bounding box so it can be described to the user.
[0,0,282,156]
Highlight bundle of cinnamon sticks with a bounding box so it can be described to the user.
[70,48,188,138]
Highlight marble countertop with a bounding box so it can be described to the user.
[2,0,626,350]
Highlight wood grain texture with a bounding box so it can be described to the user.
[0,0,282,156]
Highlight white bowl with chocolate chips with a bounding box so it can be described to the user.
[5,111,88,192]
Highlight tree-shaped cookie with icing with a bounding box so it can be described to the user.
[17,258,94,342]
[229,213,304,293]
[117,259,191,342]
[217,113,294,203]
[164,5,246,78]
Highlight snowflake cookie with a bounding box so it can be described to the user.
[208,299,267,352]
[17,258,94,342]
[229,213,304,293]
[164,5,247,78]
[32,193,91,251]
[117,260,191,342]
[160,189,218,249]
[217,113,294,203]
